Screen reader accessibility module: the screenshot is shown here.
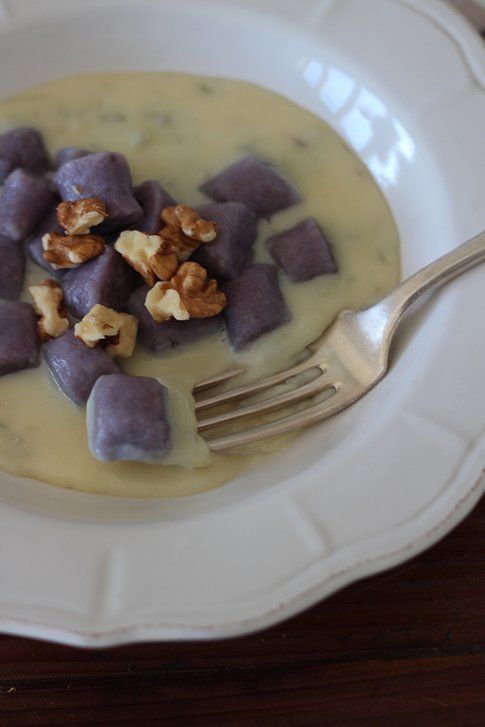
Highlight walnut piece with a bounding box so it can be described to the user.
[114,230,165,286]
[161,205,217,243]
[149,244,179,282]
[158,225,199,265]
[29,279,69,341]
[57,198,108,235]
[145,261,226,322]
[42,231,105,269]
[114,206,217,285]
[104,314,138,358]
[74,304,138,358]
[158,204,217,264]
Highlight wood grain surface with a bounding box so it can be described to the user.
[0,492,483,725]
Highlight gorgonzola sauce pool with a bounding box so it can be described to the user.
[0,73,400,498]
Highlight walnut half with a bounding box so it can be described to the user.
[145,261,226,322]
[114,230,170,286]
[114,205,218,286]
[57,198,108,235]
[74,304,138,358]
[157,205,217,266]
[42,231,105,269]
[161,205,217,243]
[29,279,69,341]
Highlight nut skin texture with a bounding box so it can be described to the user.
[74,304,124,348]
[161,205,217,243]
[27,203,67,279]
[29,279,69,341]
[74,304,138,359]
[57,197,108,235]
[42,231,105,269]
[149,246,179,283]
[128,284,222,353]
[158,226,199,265]
[158,205,217,262]
[54,151,142,231]
[114,230,164,286]
[145,262,226,322]
[104,314,138,358]
[145,286,189,322]
[115,206,218,286]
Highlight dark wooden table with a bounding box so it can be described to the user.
[0,492,483,725]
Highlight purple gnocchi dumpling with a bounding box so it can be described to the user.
[0,302,39,376]
[0,169,54,243]
[87,374,171,462]
[54,151,142,230]
[0,127,50,183]
[128,285,221,353]
[200,156,301,219]
[27,203,65,277]
[0,236,25,300]
[0,158,14,182]
[133,180,176,233]
[55,146,91,168]
[267,218,337,282]
[192,202,257,281]
[43,329,119,405]
[223,264,290,349]
[62,246,133,319]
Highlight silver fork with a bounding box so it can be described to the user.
[195,231,485,452]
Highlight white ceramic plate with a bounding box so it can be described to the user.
[0,0,483,646]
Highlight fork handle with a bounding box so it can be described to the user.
[374,230,485,338]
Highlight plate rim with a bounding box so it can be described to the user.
[0,0,483,646]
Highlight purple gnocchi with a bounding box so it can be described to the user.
[54,151,142,230]
[223,264,289,349]
[0,127,50,183]
[128,285,221,353]
[43,329,119,405]
[62,246,133,319]
[27,203,66,277]
[0,169,54,243]
[87,374,171,462]
[0,302,39,376]
[0,236,25,300]
[133,180,176,233]
[55,146,91,168]
[0,158,14,182]
[267,218,337,281]
[200,156,300,219]
[192,202,257,281]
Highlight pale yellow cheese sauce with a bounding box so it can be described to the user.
[0,74,400,498]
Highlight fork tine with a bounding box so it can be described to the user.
[205,386,353,452]
[193,366,247,392]
[195,354,324,411]
[197,376,334,431]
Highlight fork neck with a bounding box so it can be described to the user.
[367,230,485,343]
